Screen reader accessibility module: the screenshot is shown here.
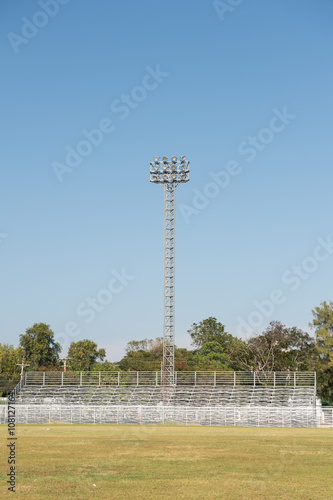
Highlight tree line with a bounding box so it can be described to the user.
[1,301,333,402]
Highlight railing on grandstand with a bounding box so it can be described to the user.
[24,371,316,387]
[6,378,23,401]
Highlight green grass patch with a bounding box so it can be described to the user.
[1,425,332,499]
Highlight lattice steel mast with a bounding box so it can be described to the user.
[150,156,190,386]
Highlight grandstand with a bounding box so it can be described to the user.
[15,380,315,408]
[1,370,323,427]
[13,370,316,408]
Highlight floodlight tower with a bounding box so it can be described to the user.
[150,155,190,387]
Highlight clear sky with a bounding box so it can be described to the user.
[1,0,333,361]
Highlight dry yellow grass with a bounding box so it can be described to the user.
[1,424,333,499]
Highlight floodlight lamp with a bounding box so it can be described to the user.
[153,156,159,162]
[171,173,177,182]
[162,156,168,162]
[153,164,159,171]
[153,175,160,181]
[181,172,187,180]
[163,173,169,181]
[180,155,186,161]
[171,156,177,162]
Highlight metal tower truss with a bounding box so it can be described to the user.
[163,183,176,386]
[150,155,190,389]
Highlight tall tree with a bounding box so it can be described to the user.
[68,340,106,371]
[0,344,23,378]
[0,344,23,395]
[233,321,316,373]
[119,338,163,371]
[310,301,333,402]
[188,317,234,349]
[119,337,195,371]
[19,323,61,370]
[187,317,243,370]
[192,341,232,370]
[310,300,333,366]
[125,338,163,356]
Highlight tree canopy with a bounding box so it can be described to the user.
[19,323,61,370]
[0,344,23,395]
[188,317,234,349]
[68,339,106,371]
[310,301,333,402]
[234,321,316,373]
[310,300,333,367]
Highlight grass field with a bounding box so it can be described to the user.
[1,425,332,499]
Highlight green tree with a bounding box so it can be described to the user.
[119,338,195,371]
[175,348,194,371]
[68,340,106,371]
[92,360,119,371]
[119,338,163,371]
[310,301,333,403]
[0,344,23,377]
[310,300,333,366]
[19,323,61,370]
[187,317,243,370]
[188,317,233,348]
[0,344,23,395]
[234,321,316,373]
[125,339,154,354]
[275,326,317,371]
[192,341,232,370]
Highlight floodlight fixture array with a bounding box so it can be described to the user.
[150,156,190,185]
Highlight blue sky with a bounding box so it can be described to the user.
[1,0,333,361]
